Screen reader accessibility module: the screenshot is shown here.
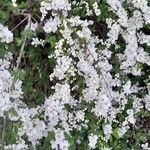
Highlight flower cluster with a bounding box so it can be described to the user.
[0,24,13,43]
[0,0,150,149]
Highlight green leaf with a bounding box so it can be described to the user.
[46,35,57,49]
[113,128,119,139]
[10,108,18,117]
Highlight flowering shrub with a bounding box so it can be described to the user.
[0,0,150,149]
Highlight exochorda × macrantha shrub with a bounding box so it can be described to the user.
[0,0,150,149]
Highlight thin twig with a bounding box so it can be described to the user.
[16,14,31,70]
[11,16,28,31]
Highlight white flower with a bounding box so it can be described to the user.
[51,129,69,150]
[143,94,150,111]
[0,24,13,43]
[141,143,150,150]
[40,0,71,19]
[76,110,85,121]
[106,23,121,46]
[126,109,136,124]
[43,17,61,33]
[50,56,74,80]
[31,37,45,47]
[30,22,38,32]
[12,0,17,7]
[88,134,98,149]
[123,80,132,95]
[103,124,112,140]
[92,2,101,16]
[132,0,148,9]
[118,125,130,137]
[92,94,111,118]
[5,140,28,150]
